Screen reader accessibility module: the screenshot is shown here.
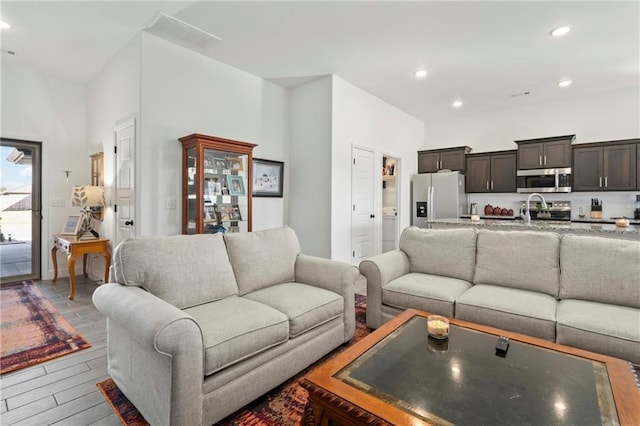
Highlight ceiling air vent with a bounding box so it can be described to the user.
[145,12,221,51]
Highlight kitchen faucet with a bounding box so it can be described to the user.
[522,193,548,225]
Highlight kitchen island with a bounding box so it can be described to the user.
[424,218,640,240]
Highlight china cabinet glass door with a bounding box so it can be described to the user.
[180,134,256,234]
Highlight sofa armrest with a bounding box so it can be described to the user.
[93,283,204,426]
[295,254,359,341]
[359,250,410,329]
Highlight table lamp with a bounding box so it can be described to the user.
[71,185,105,239]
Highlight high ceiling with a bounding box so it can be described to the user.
[2,1,638,123]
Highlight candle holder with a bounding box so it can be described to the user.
[427,315,449,339]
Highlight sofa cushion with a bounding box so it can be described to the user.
[456,285,558,341]
[243,283,343,338]
[383,272,472,317]
[399,227,477,282]
[474,230,561,297]
[112,233,238,309]
[560,235,640,309]
[557,299,640,364]
[224,227,301,295]
[184,296,289,375]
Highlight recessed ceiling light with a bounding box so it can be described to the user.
[452,100,463,108]
[550,25,571,37]
[557,79,573,87]
[0,20,11,30]
[414,69,427,78]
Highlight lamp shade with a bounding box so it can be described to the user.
[71,185,105,207]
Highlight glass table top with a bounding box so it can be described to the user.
[335,316,618,426]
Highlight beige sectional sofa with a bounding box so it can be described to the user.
[93,226,359,426]
[360,227,640,364]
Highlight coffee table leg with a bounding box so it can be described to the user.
[302,401,318,426]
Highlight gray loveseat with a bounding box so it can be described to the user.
[360,227,640,364]
[93,226,359,426]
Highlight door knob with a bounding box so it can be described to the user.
[124,220,134,226]
[370,214,375,218]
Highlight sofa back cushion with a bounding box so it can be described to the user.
[224,226,301,295]
[399,227,477,282]
[474,230,561,297]
[112,233,238,309]
[560,234,640,308]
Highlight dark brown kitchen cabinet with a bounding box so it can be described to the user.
[572,141,637,191]
[418,146,471,173]
[515,135,574,169]
[465,151,516,193]
[637,144,640,190]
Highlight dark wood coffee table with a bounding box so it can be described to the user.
[300,309,640,425]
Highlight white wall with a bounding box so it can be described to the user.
[1,62,87,279]
[332,76,424,263]
[139,33,289,236]
[426,87,640,219]
[289,77,333,257]
[86,35,141,247]
[425,87,640,152]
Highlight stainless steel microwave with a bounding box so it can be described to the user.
[516,168,571,193]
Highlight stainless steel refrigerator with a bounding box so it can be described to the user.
[412,171,467,227]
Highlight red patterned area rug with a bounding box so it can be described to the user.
[96,294,371,426]
[0,281,91,375]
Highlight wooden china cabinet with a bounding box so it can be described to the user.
[179,134,257,234]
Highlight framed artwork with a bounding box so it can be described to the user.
[253,158,284,197]
[227,175,246,196]
[205,178,222,197]
[218,206,230,222]
[214,158,227,170]
[226,156,244,170]
[61,215,81,236]
[229,204,243,221]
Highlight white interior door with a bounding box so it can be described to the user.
[114,118,136,247]
[351,146,375,265]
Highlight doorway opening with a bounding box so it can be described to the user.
[0,138,42,283]
[382,155,400,252]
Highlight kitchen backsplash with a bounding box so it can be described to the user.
[467,192,640,220]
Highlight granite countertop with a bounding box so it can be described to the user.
[425,218,640,238]
[570,217,640,225]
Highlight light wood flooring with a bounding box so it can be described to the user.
[1,277,121,426]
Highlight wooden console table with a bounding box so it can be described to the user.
[51,234,111,300]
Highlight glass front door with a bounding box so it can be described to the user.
[0,138,42,283]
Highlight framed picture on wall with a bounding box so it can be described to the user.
[252,158,284,197]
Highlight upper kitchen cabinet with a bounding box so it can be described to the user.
[637,144,640,190]
[573,140,638,191]
[465,150,516,193]
[418,146,471,174]
[515,135,574,169]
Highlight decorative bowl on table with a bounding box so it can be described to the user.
[427,315,449,339]
[615,218,630,228]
